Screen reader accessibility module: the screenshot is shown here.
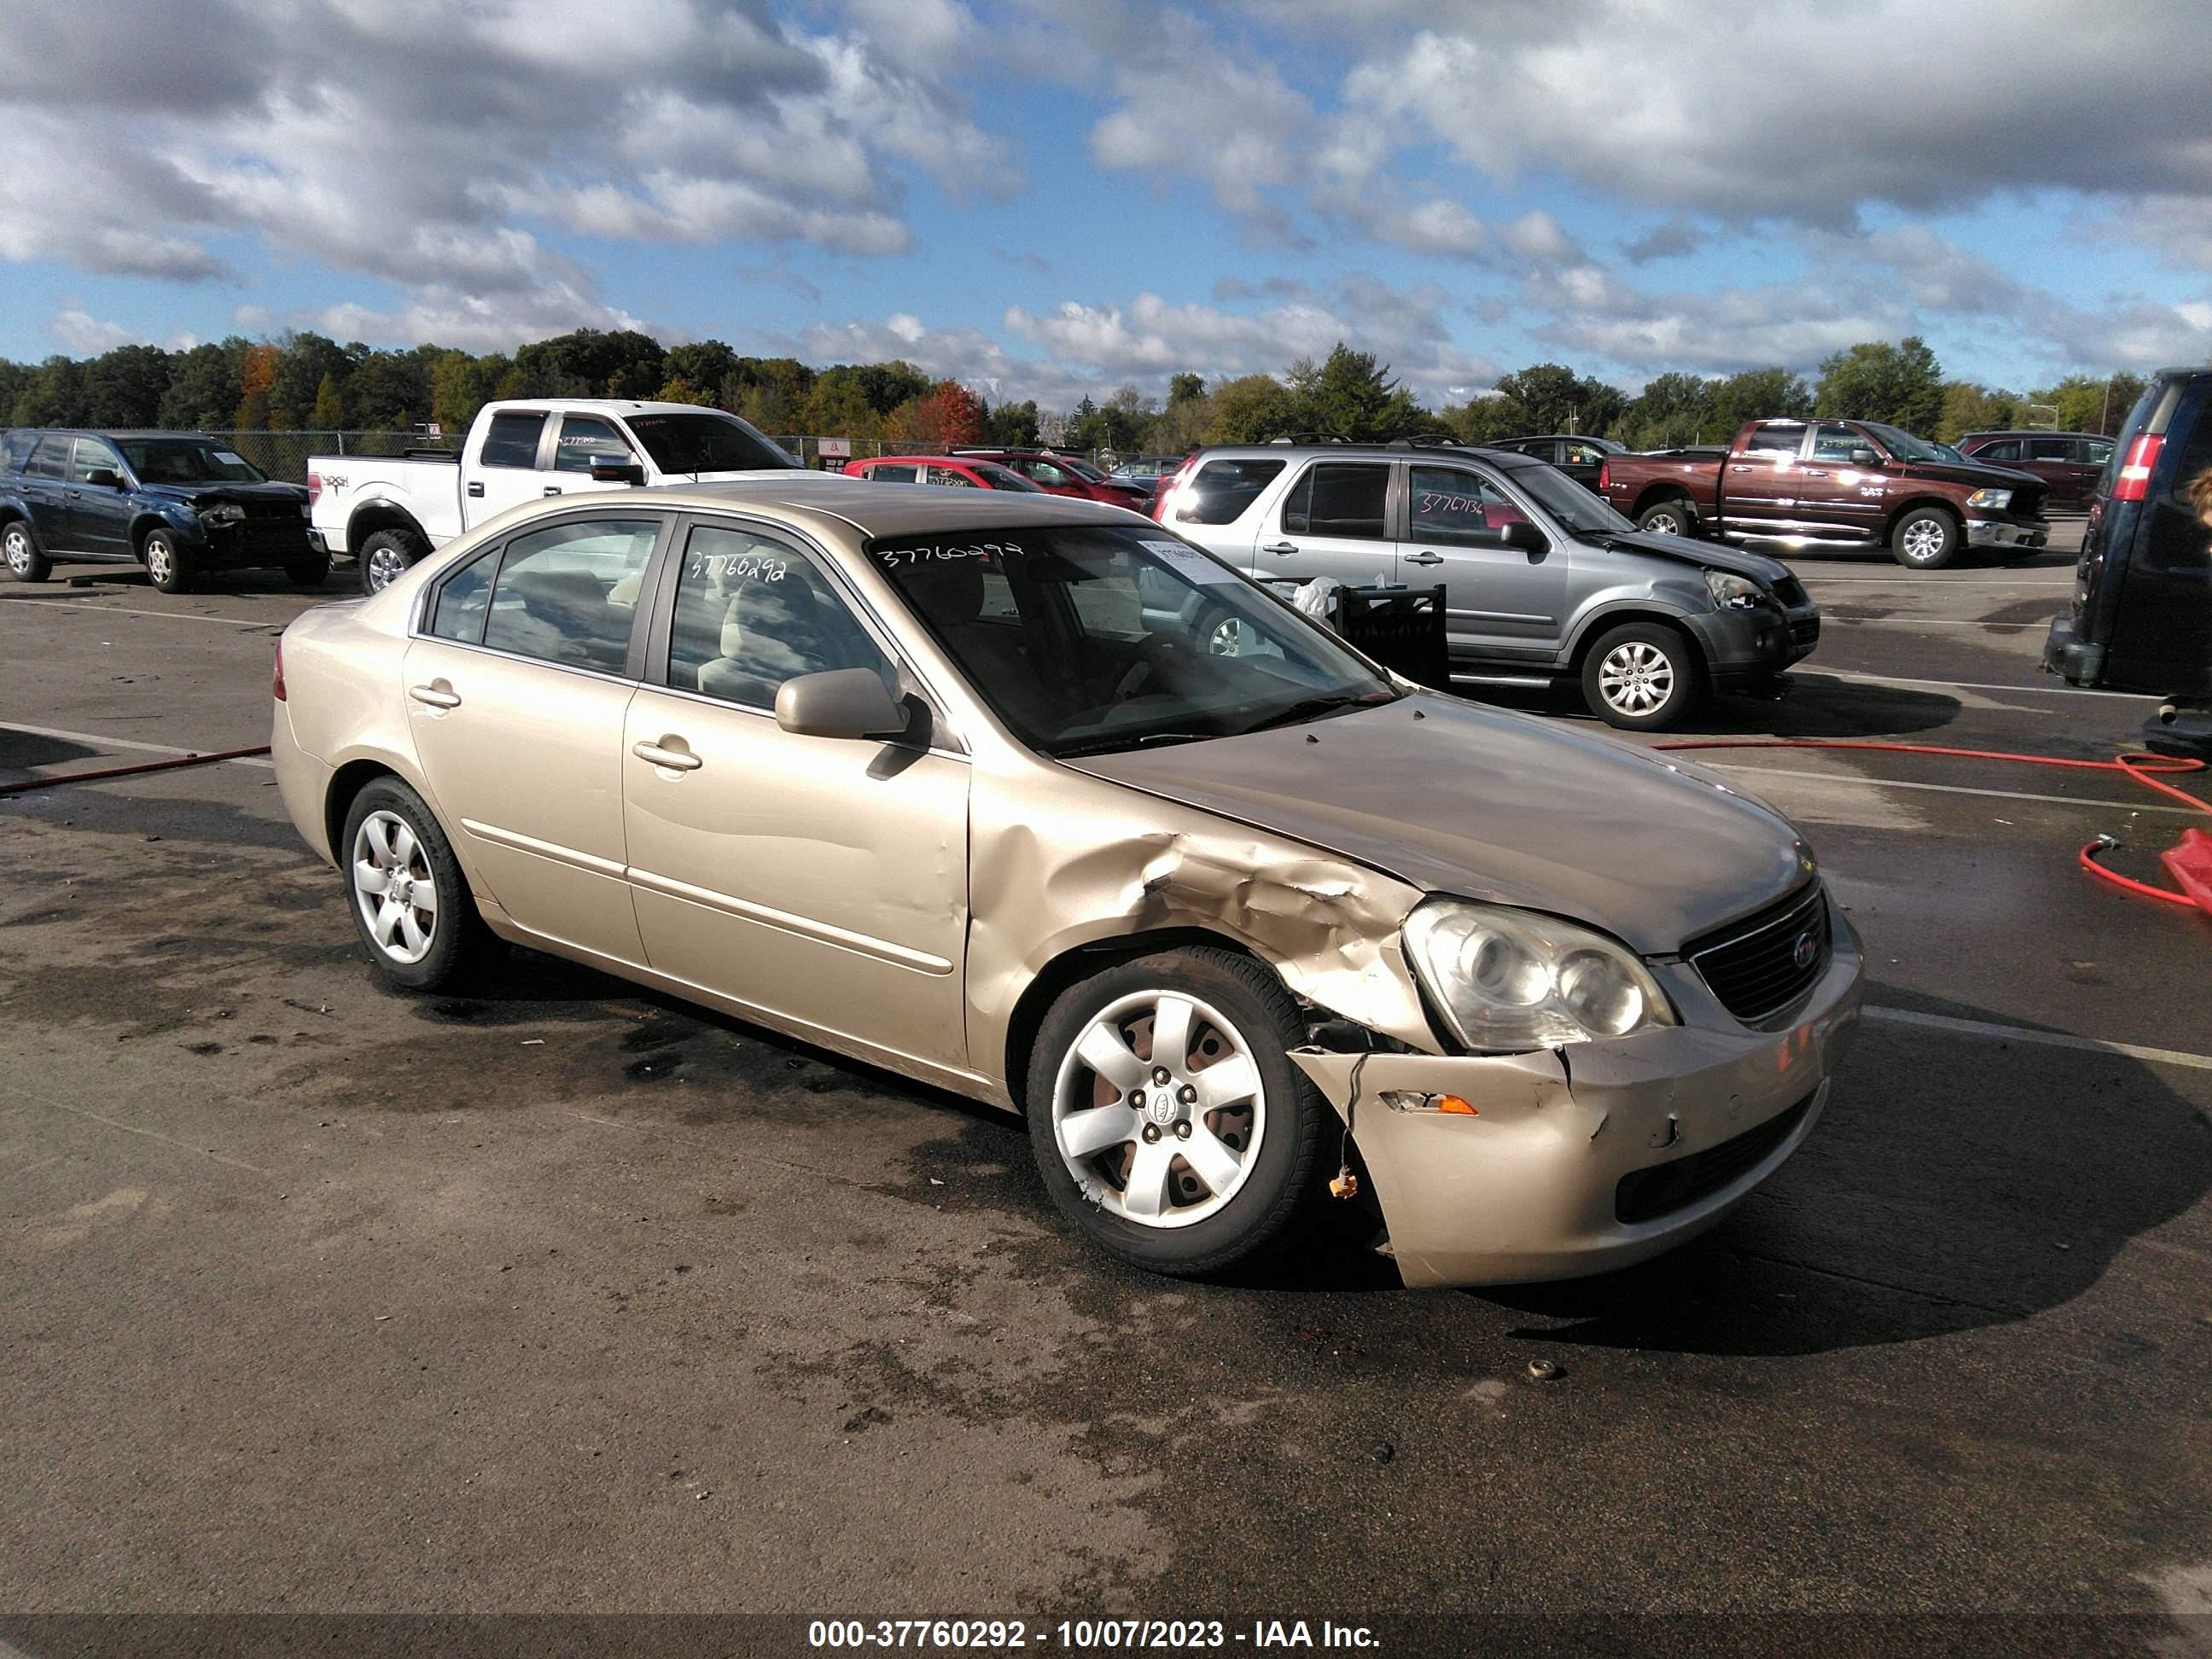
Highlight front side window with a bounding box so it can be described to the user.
[1172,458,1284,525]
[1810,424,1866,463]
[1563,441,1607,466]
[1408,465,1519,542]
[68,438,125,483]
[554,415,632,474]
[2083,439,2115,467]
[1976,439,2022,461]
[1018,458,1074,486]
[477,518,660,670]
[1282,462,1389,539]
[479,411,548,469]
[117,439,265,483]
[866,524,1397,758]
[971,461,1042,492]
[667,523,894,707]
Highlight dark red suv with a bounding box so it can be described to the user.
[1957,431,2114,509]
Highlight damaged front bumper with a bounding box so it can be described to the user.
[1291,910,1863,1288]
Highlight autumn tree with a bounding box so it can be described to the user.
[885,379,986,447]
[232,342,280,430]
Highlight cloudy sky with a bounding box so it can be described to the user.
[3,0,2209,406]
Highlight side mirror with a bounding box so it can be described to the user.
[1500,519,1548,553]
[774,668,908,742]
[1848,448,1879,466]
[85,468,124,490]
[589,457,645,486]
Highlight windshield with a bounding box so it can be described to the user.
[972,461,1045,492]
[866,523,1399,757]
[1502,459,1636,535]
[626,411,801,474]
[1057,454,1109,482]
[1861,423,1946,463]
[118,439,267,485]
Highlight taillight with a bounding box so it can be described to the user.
[272,639,287,701]
[1598,459,1611,492]
[2111,434,2163,502]
[306,471,321,507]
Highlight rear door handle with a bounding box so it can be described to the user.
[408,684,462,709]
[632,740,701,771]
[543,486,562,496]
[1260,540,1299,556]
[1404,550,1444,566]
[67,489,82,499]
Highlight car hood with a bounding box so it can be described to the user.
[1582,529,1795,585]
[1062,692,1813,954]
[1892,458,2044,494]
[140,480,309,507]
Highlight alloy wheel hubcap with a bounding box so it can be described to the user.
[1051,990,1266,1228]
[147,541,171,580]
[367,545,405,591]
[1644,515,1680,534]
[1904,521,1946,560]
[5,531,27,572]
[352,809,439,963]
[1599,641,1674,713]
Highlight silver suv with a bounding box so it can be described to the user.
[1155,439,1823,729]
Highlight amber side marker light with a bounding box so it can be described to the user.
[1380,1090,1479,1115]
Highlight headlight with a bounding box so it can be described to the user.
[1965,488,2011,511]
[1403,899,1676,1050]
[195,503,245,528]
[1703,569,1764,609]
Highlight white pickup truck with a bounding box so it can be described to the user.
[308,399,803,593]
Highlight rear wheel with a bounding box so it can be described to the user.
[1637,498,1696,537]
[340,777,484,992]
[1891,507,1961,571]
[358,527,429,596]
[1026,946,1330,1278]
[142,527,192,593]
[3,520,50,583]
[1581,620,1700,731]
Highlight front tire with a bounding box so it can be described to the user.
[1637,498,1696,537]
[142,528,192,593]
[3,519,51,583]
[1581,620,1700,731]
[1891,507,1961,571]
[1025,946,1330,1278]
[358,527,429,596]
[285,551,332,587]
[340,777,484,992]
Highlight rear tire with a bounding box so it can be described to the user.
[1581,620,1700,731]
[142,527,192,593]
[339,777,485,992]
[285,551,333,587]
[358,527,429,596]
[3,519,51,583]
[1891,507,1961,571]
[1637,498,1696,537]
[1025,946,1330,1278]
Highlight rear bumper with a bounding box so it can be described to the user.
[2041,614,2104,685]
[1965,518,2047,550]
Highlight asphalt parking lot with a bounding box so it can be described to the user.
[4,522,2210,1648]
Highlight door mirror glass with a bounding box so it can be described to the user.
[774,667,907,741]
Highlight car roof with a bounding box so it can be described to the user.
[8,428,215,439]
[1190,439,1545,469]
[1959,430,2104,441]
[614,474,1145,539]
[857,454,987,466]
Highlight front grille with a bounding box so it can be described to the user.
[1615,1091,1817,1224]
[1685,881,1829,1023]
[1790,614,1820,648]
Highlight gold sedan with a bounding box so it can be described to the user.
[272,479,1860,1284]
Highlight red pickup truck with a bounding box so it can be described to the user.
[1598,417,2049,569]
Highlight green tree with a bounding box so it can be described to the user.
[1286,343,1426,440]
[986,399,1040,447]
[346,348,429,429]
[510,328,665,399]
[157,340,248,428]
[0,358,29,427]
[429,349,500,432]
[1492,362,1624,437]
[1813,336,1944,434]
[12,356,89,427]
[1709,367,1813,436]
[1936,381,2019,444]
[798,370,881,439]
[1441,394,1530,445]
[849,360,931,417]
[270,332,354,428]
[653,375,719,407]
[2038,372,2148,435]
[1167,372,1207,407]
[665,341,740,396]
[80,344,172,427]
[311,372,347,430]
[1624,371,1714,448]
[1204,374,1297,443]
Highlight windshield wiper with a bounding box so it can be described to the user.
[1054,730,1216,758]
[1237,690,1396,736]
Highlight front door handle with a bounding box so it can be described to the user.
[408,684,462,709]
[543,486,562,496]
[67,489,82,499]
[466,481,485,498]
[1801,468,1829,478]
[632,740,701,771]
[1404,550,1444,566]
[1260,539,1299,556]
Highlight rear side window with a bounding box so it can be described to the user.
[479,518,660,672]
[27,435,70,479]
[2029,438,2075,462]
[2082,439,2114,467]
[871,463,919,482]
[1173,458,1284,525]
[0,431,35,471]
[1283,462,1389,540]
[478,411,548,469]
[1746,422,1805,456]
[428,552,496,643]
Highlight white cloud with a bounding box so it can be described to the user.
[49,310,143,355]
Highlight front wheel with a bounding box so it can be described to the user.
[1891,507,1962,571]
[358,527,429,596]
[142,528,192,593]
[1026,946,1329,1278]
[1581,620,1701,731]
[285,551,332,587]
[3,520,51,583]
[340,777,485,991]
[1637,499,1696,537]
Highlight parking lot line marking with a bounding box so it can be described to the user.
[1862,1007,2212,1074]
[1,721,275,769]
[0,1078,275,1173]
[1826,617,2057,628]
[1809,669,2159,701]
[1704,762,2208,816]
[1796,578,2073,587]
[0,597,276,628]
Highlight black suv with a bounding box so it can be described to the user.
[2043,368,2212,751]
[0,428,322,592]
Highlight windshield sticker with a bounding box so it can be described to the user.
[1141,539,1235,585]
[689,553,788,582]
[212,451,247,467]
[1417,490,1487,518]
[872,540,1022,567]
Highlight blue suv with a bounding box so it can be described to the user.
[1,428,322,592]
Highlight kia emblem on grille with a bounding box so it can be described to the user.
[1791,930,1818,970]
